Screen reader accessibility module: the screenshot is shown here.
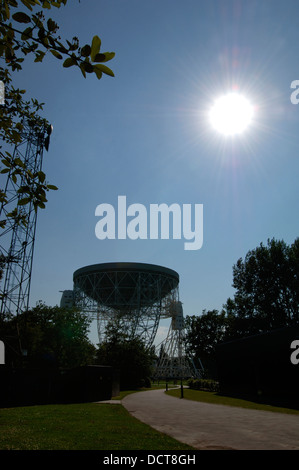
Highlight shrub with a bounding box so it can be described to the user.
[187,378,219,392]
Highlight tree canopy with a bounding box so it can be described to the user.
[224,237,299,338]
[1,302,96,368]
[0,0,115,82]
[185,238,299,378]
[185,309,227,378]
[0,0,115,230]
[95,319,155,390]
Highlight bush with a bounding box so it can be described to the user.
[187,378,219,392]
[139,377,152,388]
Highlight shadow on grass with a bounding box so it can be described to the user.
[166,387,299,415]
[215,390,299,412]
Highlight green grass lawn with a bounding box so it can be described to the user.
[0,401,193,450]
[166,388,299,415]
[3,384,298,451]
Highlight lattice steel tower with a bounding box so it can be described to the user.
[0,120,52,319]
[154,301,204,380]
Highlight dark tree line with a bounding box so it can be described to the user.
[1,302,96,368]
[95,319,155,390]
[185,238,299,378]
[1,303,155,390]
[226,237,299,335]
[3,238,298,384]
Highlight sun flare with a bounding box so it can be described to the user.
[209,92,254,136]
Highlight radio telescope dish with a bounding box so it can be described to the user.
[72,262,179,348]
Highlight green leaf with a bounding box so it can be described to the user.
[38,192,47,202]
[14,157,25,167]
[47,18,57,32]
[90,35,101,61]
[47,184,58,190]
[37,171,45,183]
[93,68,102,80]
[79,60,93,77]
[12,12,31,23]
[79,63,86,78]
[34,50,46,62]
[17,186,30,194]
[81,44,91,57]
[42,0,51,9]
[32,15,43,28]
[18,197,31,206]
[82,60,93,73]
[66,39,78,51]
[1,159,11,168]
[5,2,10,19]
[50,49,63,59]
[63,57,76,68]
[93,53,105,62]
[20,0,36,11]
[93,52,115,63]
[21,26,33,40]
[93,63,114,77]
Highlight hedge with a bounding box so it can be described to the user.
[187,378,219,392]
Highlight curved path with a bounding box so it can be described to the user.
[122,388,299,450]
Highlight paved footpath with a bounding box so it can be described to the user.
[122,388,299,450]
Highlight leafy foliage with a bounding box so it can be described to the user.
[185,309,227,359]
[224,238,299,338]
[0,67,56,229]
[185,309,227,378]
[0,0,115,79]
[185,238,299,378]
[1,302,96,368]
[96,319,155,390]
[0,0,115,232]
[187,378,219,392]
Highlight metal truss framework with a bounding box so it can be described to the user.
[0,121,51,319]
[73,266,179,348]
[65,262,203,379]
[154,301,204,380]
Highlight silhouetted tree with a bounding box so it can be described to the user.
[1,302,96,368]
[96,319,155,390]
[185,309,228,378]
[223,238,299,340]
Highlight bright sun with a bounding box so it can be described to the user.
[209,92,254,136]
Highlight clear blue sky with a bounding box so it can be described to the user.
[9,0,299,345]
